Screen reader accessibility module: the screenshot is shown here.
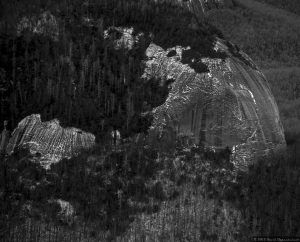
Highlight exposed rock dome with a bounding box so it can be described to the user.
[1,0,286,169]
[104,23,286,169]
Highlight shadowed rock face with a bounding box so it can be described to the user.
[5,114,95,169]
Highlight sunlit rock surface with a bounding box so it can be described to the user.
[144,38,285,168]
[108,26,286,169]
[6,114,95,169]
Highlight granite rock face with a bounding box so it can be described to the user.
[106,25,286,169]
[145,39,285,168]
[7,0,285,170]
[5,114,95,169]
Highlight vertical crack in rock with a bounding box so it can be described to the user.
[6,114,95,169]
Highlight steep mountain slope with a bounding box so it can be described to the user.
[0,0,222,133]
[0,1,296,241]
[0,0,285,168]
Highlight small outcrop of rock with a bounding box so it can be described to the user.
[47,199,75,226]
[104,27,144,50]
[5,114,95,169]
[0,121,10,154]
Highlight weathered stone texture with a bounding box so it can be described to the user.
[5,114,95,169]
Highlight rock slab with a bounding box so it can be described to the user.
[5,114,95,169]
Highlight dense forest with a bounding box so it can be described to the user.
[0,0,224,141]
[1,133,300,241]
[1,0,300,241]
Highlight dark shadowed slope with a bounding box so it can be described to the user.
[233,0,300,27]
[255,0,300,16]
[207,1,300,69]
